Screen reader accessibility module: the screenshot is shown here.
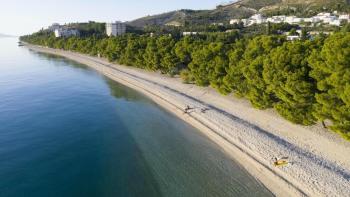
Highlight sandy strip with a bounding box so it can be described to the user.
[25,44,350,197]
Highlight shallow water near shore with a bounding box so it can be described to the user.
[0,38,273,197]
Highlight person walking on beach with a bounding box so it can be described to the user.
[184,105,193,114]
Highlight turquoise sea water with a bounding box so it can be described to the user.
[0,38,273,197]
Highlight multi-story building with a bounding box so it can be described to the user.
[250,14,266,25]
[106,21,126,36]
[229,12,348,27]
[54,28,79,38]
[229,19,241,25]
[339,14,350,21]
[267,15,286,23]
[313,13,338,24]
[182,32,198,36]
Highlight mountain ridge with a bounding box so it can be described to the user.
[127,0,350,28]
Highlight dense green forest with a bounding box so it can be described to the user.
[20,31,350,140]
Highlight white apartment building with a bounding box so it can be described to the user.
[106,21,126,36]
[329,20,341,26]
[54,28,79,38]
[267,16,286,23]
[287,35,300,41]
[339,14,350,21]
[230,12,348,27]
[182,32,198,36]
[229,19,241,25]
[313,13,338,24]
[241,19,250,26]
[250,14,266,24]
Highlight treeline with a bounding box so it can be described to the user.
[20,32,350,140]
[67,21,106,37]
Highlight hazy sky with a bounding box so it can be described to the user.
[0,0,225,36]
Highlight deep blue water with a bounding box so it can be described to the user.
[0,38,272,197]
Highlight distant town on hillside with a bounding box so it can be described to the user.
[42,9,350,42]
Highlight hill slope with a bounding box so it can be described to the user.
[231,0,348,10]
[127,0,350,28]
[127,7,255,27]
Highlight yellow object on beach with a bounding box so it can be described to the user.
[274,160,289,166]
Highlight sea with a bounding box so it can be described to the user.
[0,38,272,197]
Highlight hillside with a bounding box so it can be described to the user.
[127,7,255,27]
[223,0,348,11]
[128,0,350,28]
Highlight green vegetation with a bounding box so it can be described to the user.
[263,0,350,17]
[20,31,350,140]
[126,0,350,29]
[67,21,106,37]
[309,33,350,139]
[263,40,319,125]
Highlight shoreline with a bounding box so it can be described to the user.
[25,44,350,196]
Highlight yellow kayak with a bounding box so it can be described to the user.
[274,160,289,166]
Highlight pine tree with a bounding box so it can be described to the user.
[189,42,228,87]
[223,39,247,96]
[241,35,284,109]
[263,41,317,125]
[143,38,160,71]
[157,36,180,75]
[309,33,350,139]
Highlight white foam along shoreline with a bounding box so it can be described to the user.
[25,44,350,197]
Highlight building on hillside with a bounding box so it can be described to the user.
[54,28,80,38]
[182,32,198,36]
[339,14,350,22]
[313,13,338,24]
[287,35,300,41]
[329,19,341,26]
[303,17,317,23]
[212,22,224,26]
[250,14,265,25]
[229,19,241,25]
[267,15,286,23]
[230,11,347,27]
[241,19,250,26]
[106,21,126,36]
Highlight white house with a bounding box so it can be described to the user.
[182,32,198,36]
[303,18,318,23]
[106,21,126,36]
[287,35,300,41]
[241,19,250,26]
[284,16,304,24]
[339,14,350,22]
[229,12,347,28]
[329,19,341,26]
[313,13,338,24]
[54,28,79,38]
[267,15,286,23]
[285,16,296,23]
[230,19,241,25]
[250,14,265,24]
